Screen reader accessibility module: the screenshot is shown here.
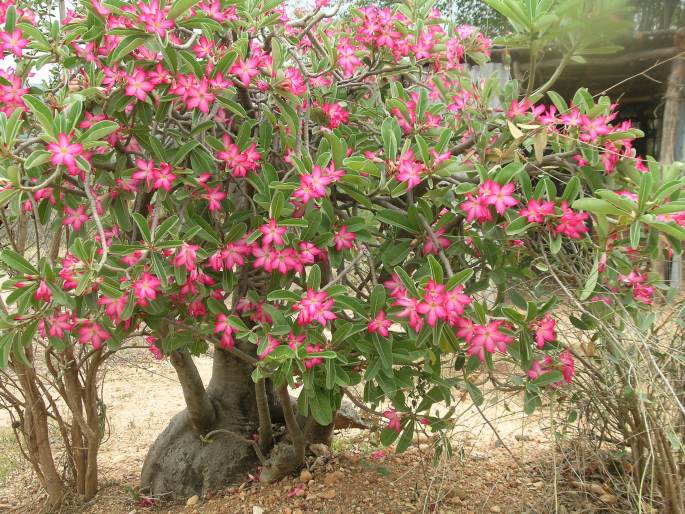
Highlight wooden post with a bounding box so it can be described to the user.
[658,28,685,288]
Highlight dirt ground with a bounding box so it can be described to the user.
[0,350,632,513]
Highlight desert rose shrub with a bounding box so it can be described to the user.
[0,0,683,507]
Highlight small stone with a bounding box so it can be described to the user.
[341,452,361,464]
[489,506,501,513]
[252,507,265,514]
[320,489,337,500]
[532,481,545,489]
[450,487,468,500]
[324,471,344,486]
[599,493,618,504]
[299,469,313,482]
[127,511,137,514]
[293,510,304,514]
[589,483,605,495]
[309,443,331,457]
[186,495,199,507]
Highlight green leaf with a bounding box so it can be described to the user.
[307,264,321,290]
[22,95,54,134]
[168,0,201,19]
[466,382,483,406]
[644,220,685,241]
[78,120,120,142]
[427,255,443,283]
[377,425,400,448]
[131,213,152,243]
[572,198,623,215]
[377,209,418,233]
[109,35,150,63]
[395,420,415,453]
[393,266,419,297]
[1,250,38,275]
[270,191,284,219]
[629,222,641,249]
[531,370,563,388]
[154,215,179,242]
[24,150,52,169]
[446,268,473,290]
[309,388,333,425]
[505,216,532,236]
[579,257,599,301]
[372,334,393,370]
[369,284,386,316]
[266,289,301,302]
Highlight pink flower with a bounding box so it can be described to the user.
[397,150,424,190]
[173,243,199,270]
[202,184,226,213]
[152,163,176,191]
[214,314,235,349]
[633,283,654,304]
[259,218,287,246]
[558,349,575,384]
[35,281,52,303]
[192,36,215,58]
[579,115,611,142]
[333,225,356,251]
[460,194,492,223]
[370,450,386,460]
[337,39,362,77]
[185,77,216,114]
[293,165,333,204]
[519,199,555,223]
[368,311,392,337]
[304,344,324,369]
[321,102,350,128]
[423,227,450,256]
[394,296,424,333]
[133,272,161,305]
[147,337,164,360]
[217,134,261,177]
[466,320,514,361]
[481,180,518,215]
[47,133,83,171]
[555,201,589,239]
[141,2,174,37]
[283,67,307,96]
[294,289,336,326]
[417,279,447,327]
[0,29,29,57]
[78,321,110,349]
[444,286,471,316]
[41,310,75,339]
[383,409,401,432]
[63,205,90,231]
[229,55,261,86]
[527,359,545,380]
[258,335,280,360]
[98,294,128,323]
[532,314,556,349]
[125,69,155,101]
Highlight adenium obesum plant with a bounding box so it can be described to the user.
[0,0,683,504]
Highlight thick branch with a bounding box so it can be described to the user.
[169,350,215,432]
[255,378,273,454]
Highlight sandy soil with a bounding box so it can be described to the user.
[0,350,630,513]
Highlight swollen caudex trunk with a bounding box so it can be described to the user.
[141,345,266,497]
[140,342,350,497]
